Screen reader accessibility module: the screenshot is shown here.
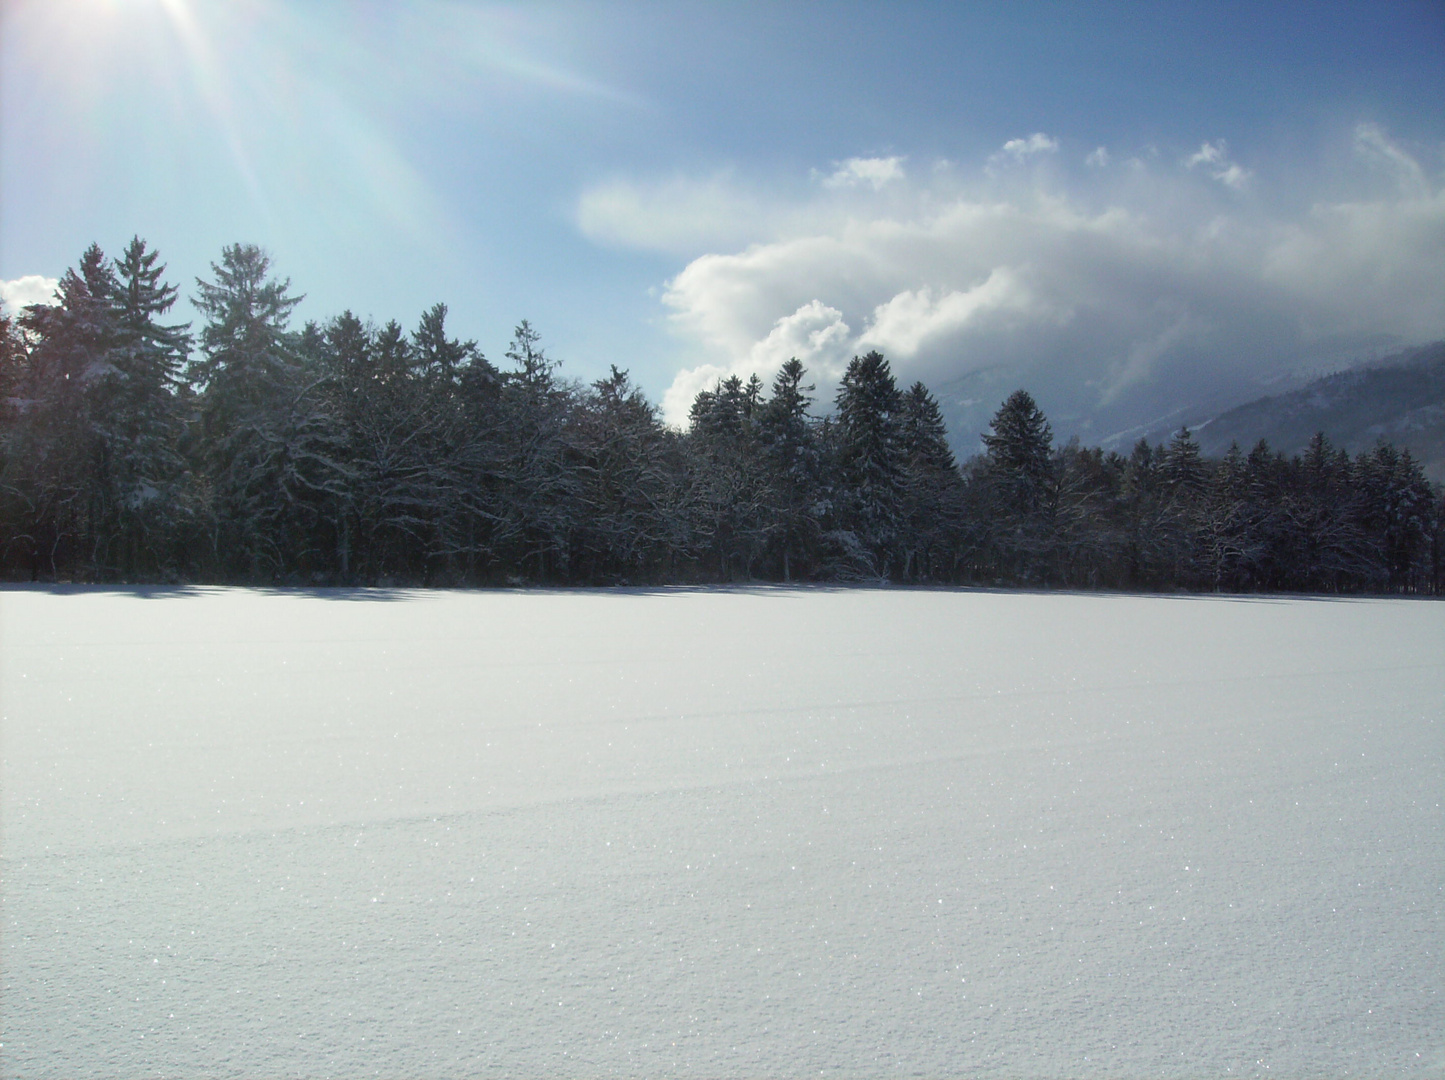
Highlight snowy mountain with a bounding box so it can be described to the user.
[937,342,1445,481]
[1194,341,1445,480]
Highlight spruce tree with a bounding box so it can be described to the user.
[191,244,342,578]
[493,322,576,581]
[1159,427,1207,498]
[982,389,1053,512]
[411,302,478,386]
[574,366,679,580]
[898,381,958,580]
[832,350,905,576]
[9,245,121,577]
[687,374,767,578]
[757,358,821,580]
[978,390,1056,581]
[107,238,190,574]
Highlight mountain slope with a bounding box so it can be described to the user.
[1195,341,1445,480]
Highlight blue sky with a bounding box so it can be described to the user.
[3,0,1443,443]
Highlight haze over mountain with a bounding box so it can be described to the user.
[1190,340,1445,480]
[2,2,1443,438]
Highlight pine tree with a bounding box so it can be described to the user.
[411,302,478,386]
[190,244,343,579]
[106,237,191,574]
[979,389,1055,581]
[573,366,679,581]
[411,305,500,582]
[319,312,442,581]
[1159,427,1207,499]
[1051,439,1127,587]
[982,389,1053,512]
[492,322,577,581]
[687,373,772,578]
[0,309,35,574]
[1118,438,1163,586]
[899,382,955,474]
[1156,427,1208,586]
[1354,443,1434,591]
[8,244,121,577]
[1295,431,1366,592]
[897,381,958,580]
[1201,442,1255,590]
[757,358,822,580]
[832,350,904,576]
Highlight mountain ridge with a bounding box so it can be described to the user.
[1190,341,1445,480]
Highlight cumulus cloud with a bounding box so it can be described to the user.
[1,274,59,315]
[998,133,1060,160]
[1186,140,1251,189]
[983,133,1062,180]
[660,299,852,421]
[1086,146,1110,168]
[819,156,906,190]
[588,129,1445,444]
[856,272,1034,358]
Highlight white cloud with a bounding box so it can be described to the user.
[1186,140,1251,189]
[820,156,906,190]
[659,361,730,424]
[575,158,912,258]
[1098,308,1198,404]
[577,173,772,254]
[1086,146,1110,168]
[746,300,853,373]
[1000,133,1060,160]
[1215,164,1250,189]
[661,300,852,422]
[1353,122,1430,198]
[857,272,1032,358]
[1,274,59,315]
[586,129,1445,439]
[1185,142,1225,169]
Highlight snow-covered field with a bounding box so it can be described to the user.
[2,586,1441,1078]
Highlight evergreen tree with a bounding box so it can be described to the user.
[982,389,1053,512]
[573,366,680,580]
[411,302,478,385]
[1159,427,1207,498]
[190,244,343,578]
[105,237,191,574]
[1354,443,1434,591]
[0,309,35,574]
[979,389,1055,581]
[8,232,1442,595]
[757,358,822,580]
[319,312,446,580]
[899,382,954,472]
[1201,442,1257,590]
[1156,427,1208,585]
[897,381,958,580]
[1295,432,1367,592]
[7,244,122,576]
[492,322,578,581]
[687,373,770,578]
[832,350,904,576]
[1052,439,1127,587]
[417,305,502,581]
[0,310,26,405]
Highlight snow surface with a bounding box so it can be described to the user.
[1,585,1442,1078]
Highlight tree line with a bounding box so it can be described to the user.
[2,240,1441,593]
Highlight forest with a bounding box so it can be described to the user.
[2,240,1441,594]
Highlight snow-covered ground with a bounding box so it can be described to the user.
[2,586,1441,1078]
